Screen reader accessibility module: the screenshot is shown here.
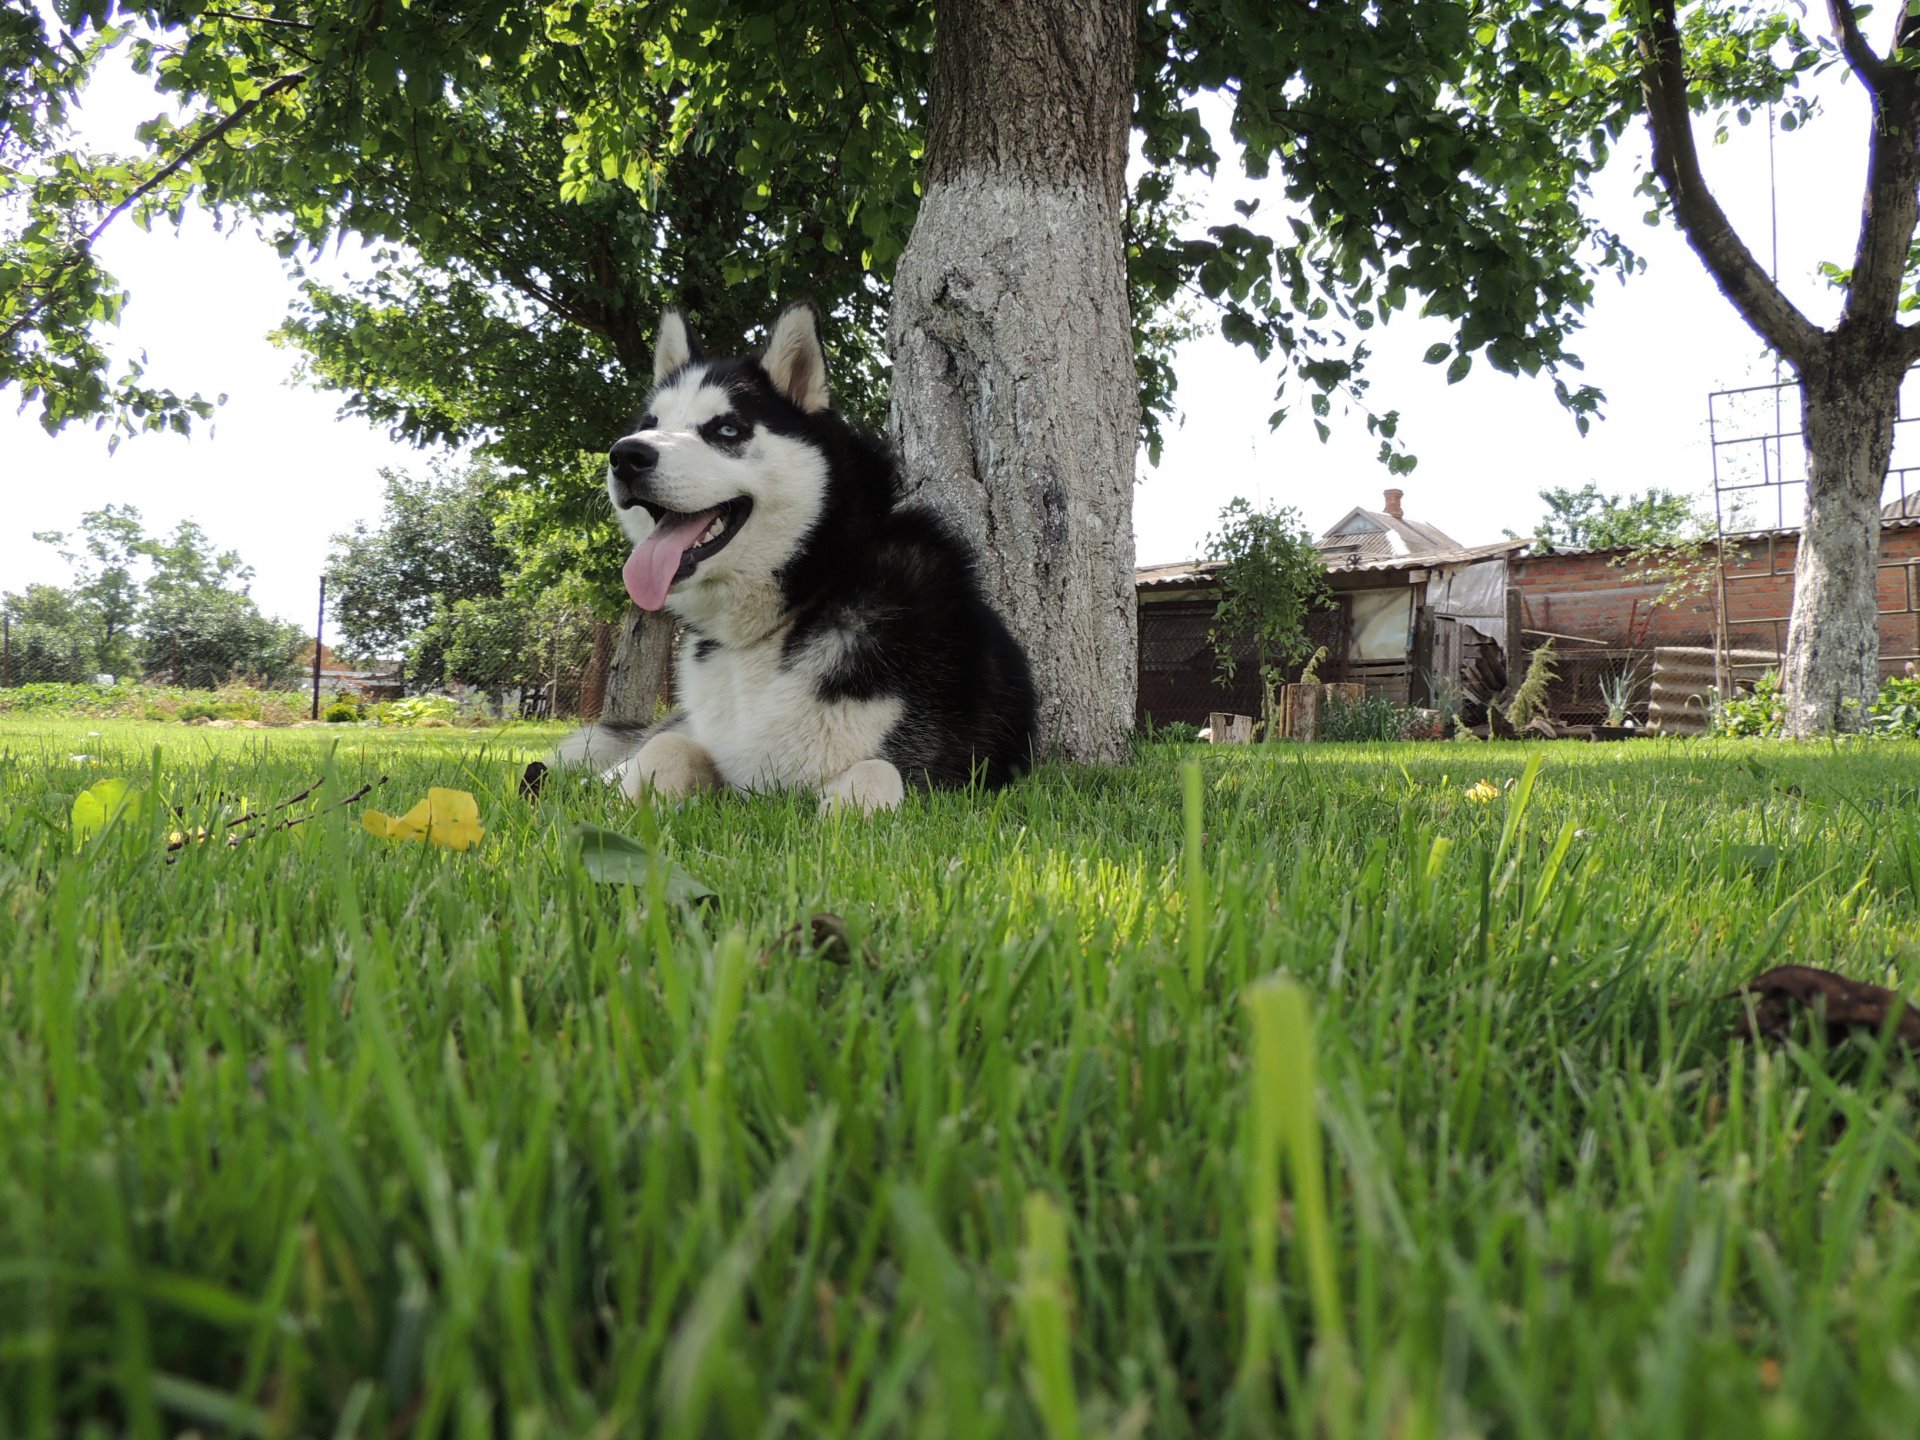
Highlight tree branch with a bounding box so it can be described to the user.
[1635,0,1824,367]
[83,68,310,249]
[0,69,312,355]
[1827,1,1890,91]
[1841,61,1920,328]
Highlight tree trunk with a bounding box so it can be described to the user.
[1781,347,1900,735]
[601,606,674,724]
[887,0,1139,766]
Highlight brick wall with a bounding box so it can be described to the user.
[1511,524,1920,669]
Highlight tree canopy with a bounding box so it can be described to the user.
[1529,483,1705,551]
[6,0,1664,469]
[5,506,307,686]
[12,1,1899,737]
[324,461,515,661]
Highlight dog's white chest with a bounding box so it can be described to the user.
[679,636,901,792]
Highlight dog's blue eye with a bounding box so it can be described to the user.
[715,422,742,440]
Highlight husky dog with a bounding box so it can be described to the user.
[556,304,1037,813]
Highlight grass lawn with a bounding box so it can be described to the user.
[4,718,1920,1438]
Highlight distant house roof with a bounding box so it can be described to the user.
[1884,491,1920,520]
[1314,488,1462,563]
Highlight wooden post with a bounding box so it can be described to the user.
[310,574,326,720]
[1279,684,1323,742]
[1207,711,1254,744]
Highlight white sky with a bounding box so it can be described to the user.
[0,48,1877,633]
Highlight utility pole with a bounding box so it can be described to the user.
[311,574,327,720]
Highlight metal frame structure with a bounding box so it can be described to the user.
[1707,376,1920,695]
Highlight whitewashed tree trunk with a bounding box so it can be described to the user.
[887,0,1138,766]
[1781,354,1901,735]
[601,605,673,724]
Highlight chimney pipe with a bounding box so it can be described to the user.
[1383,488,1404,519]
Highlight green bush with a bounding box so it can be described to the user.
[1872,675,1920,738]
[323,700,361,723]
[0,681,145,717]
[1135,718,1202,749]
[1710,671,1920,738]
[176,702,219,723]
[1711,669,1785,738]
[376,694,459,726]
[0,680,308,722]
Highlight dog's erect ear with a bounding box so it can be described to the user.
[653,310,701,384]
[761,303,830,413]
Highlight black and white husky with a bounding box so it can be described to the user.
[556,304,1037,813]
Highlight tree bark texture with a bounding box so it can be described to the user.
[887,0,1139,765]
[1782,352,1902,734]
[600,606,674,724]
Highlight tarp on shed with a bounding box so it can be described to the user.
[1428,557,1508,650]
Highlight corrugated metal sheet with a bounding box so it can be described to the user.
[1137,538,1525,591]
[1648,646,1778,736]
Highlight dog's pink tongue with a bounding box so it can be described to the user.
[623,511,714,611]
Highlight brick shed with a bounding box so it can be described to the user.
[1511,512,1920,722]
[1515,519,1920,657]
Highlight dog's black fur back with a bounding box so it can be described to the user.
[784,493,1038,789]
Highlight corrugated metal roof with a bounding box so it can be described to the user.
[1137,538,1526,590]
[1315,506,1462,560]
[1526,513,1920,558]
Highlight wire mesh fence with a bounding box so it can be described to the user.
[1539,645,1666,728]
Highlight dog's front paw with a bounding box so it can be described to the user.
[818,758,905,816]
[617,731,723,801]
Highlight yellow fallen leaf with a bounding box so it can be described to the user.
[1464,780,1500,804]
[362,788,485,851]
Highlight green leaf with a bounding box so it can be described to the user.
[573,823,715,904]
[72,777,145,847]
[1422,342,1452,365]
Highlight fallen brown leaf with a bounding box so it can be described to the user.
[766,912,875,966]
[1725,964,1920,1051]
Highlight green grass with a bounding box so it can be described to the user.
[5,718,1920,1438]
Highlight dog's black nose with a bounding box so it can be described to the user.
[609,436,658,478]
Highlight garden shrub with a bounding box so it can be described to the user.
[1872,675,1920,738]
[0,680,308,722]
[377,694,459,726]
[1711,669,1785,738]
